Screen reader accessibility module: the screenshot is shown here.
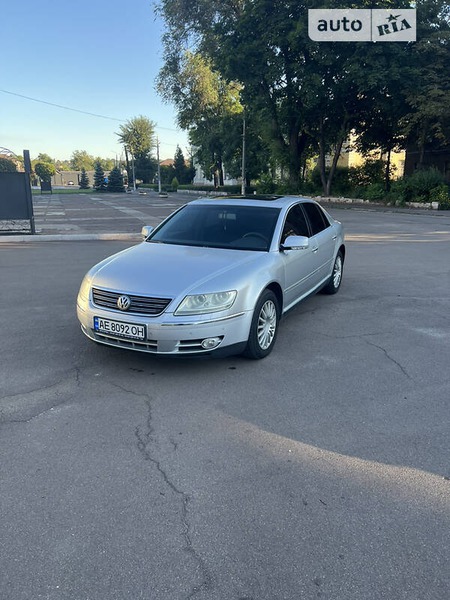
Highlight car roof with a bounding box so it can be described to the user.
[189,195,318,209]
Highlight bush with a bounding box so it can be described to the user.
[363,182,385,202]
[34,161,55,182]
[431,184,449,206]
[171,177,179,191]
[0,157,17,172]
[385,178,408,205]
[310,167,353,196]
[255,174,276,194]
[404,168,445,203]
[350,159,385,188]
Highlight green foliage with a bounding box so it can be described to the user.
[93,162,107,192]
[34,161,56,182]
[135,155,157,184]
[171,176,179,190]
[0,157,17,172]
[35,153,54,164]
[373,169,448,205]
[349,159,385,188]
[95,157,115,171]
[79,168,90,189]
[404,168,445,203]
[70,150,95,171]
[159,165,173,185]
[158,0,449,194]
[432,184,450,207]
[107,166,125,193]
[363,183,386,202]
[310,167,354,196]
[116,116,155,158]
[255,174,276,194]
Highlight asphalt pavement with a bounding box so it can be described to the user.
[0,190,192,240]
[1,195,450,600]
[0,189,444,241]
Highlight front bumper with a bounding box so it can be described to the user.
[77,298,252,355]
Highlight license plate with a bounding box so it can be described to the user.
[93,317,146,340]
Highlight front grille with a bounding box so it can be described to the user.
[92,288,172,316]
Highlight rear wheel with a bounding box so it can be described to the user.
[243,290,280,359]
[322,250,344,295]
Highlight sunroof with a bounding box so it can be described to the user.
[227,195,282,201]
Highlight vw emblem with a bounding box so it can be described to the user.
[117,295,131,311]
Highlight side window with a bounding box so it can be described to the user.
[302,203,329,235]
[281,204,310,242]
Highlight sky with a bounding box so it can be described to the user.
[0,0,188,162]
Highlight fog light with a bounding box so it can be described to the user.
[201,337,222,350]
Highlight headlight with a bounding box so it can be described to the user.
[175,291,237,315]
[78,273,93,301]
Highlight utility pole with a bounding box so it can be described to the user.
[157,137,162,194]
[132,153,136,192]
[241,114,246,196]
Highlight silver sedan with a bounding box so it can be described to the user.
[76,196,345,359]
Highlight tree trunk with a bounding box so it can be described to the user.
[384,148,392,192]
[318,117,346,196]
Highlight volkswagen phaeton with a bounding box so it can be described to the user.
[76,196,345,359]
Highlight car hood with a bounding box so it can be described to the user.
[91,241,263,298]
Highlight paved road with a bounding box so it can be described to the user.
[1,191,196,238]
[1,207,450,599]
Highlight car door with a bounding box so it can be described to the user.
[302,202,336,285]
[280,203,319,309]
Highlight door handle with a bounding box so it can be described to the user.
[312,246,319,253]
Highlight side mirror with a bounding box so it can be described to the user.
[281,235,309,251]
[141,225,154,240]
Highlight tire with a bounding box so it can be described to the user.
[243,290,280,359]
[322,250,344,295]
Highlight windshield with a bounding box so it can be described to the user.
[148,204,281,251]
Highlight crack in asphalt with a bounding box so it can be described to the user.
[365,340,411,379]
[0,367,81,425]
[110,382,212,599]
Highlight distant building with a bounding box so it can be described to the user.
[404,145,450,182]
[336,134,405,178]
[51,170,111,186]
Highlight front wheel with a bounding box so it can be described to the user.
[243,290,280,359]
[322,250,344,295]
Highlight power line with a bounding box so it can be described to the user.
[0,88,182,133]
[0,88,125,122]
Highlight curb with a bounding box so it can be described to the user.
[0,233,141,243]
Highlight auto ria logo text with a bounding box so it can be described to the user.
[308,9,416,42]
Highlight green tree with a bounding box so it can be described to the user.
[34,162,56,182]
[117,116,155,156]
[93,162,107,192]
[116,116,156,184]
[158,0,449,194]
[158,51,243,187]
[35,153,54,164]
[173,146,186,183]
[172,145,196,184]
[55,159,71,171]
[79,168,90,189]
[71,150,95,171]
[135,156,157,184]
[107,166,125,192]
[0,157,17,172]
[400,0,450,166]
[94,157,115,171]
